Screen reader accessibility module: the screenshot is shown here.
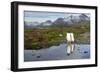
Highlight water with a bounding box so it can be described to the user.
[24,43,90,62]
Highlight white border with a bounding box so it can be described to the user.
[18,5,96,68]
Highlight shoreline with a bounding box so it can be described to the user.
[24,42,90,50]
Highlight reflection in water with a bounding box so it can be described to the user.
[66,33,75,55]
[24,44,90,61]
[66,42,75,55]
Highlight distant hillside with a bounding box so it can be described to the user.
[24,14,90,29]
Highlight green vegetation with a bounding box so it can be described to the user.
[24,22,90,50]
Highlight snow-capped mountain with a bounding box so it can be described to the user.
[63,14,90,24]
[63,15,80,24]
[40,20,52,26]
[24,14,90,28]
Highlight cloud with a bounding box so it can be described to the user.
[24,11,90,23]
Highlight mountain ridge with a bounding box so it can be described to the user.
[24,14,90,29]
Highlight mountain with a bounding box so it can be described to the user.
[63,15,80,24]
[40,20,52,26]
[24,14,90,29]
[24,21,40,29]
[79,14,90,21]
[52,18,68,26]
[63,14,89,24]
[51,14,89,27]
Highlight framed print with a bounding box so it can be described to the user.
[11,1,98,71]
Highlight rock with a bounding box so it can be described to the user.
[67,53,70,56]
[84,51,88,53]
[37,55,41,58]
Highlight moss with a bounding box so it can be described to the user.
[24,23,90,49]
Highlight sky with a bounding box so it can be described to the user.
[24,11,90,23]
